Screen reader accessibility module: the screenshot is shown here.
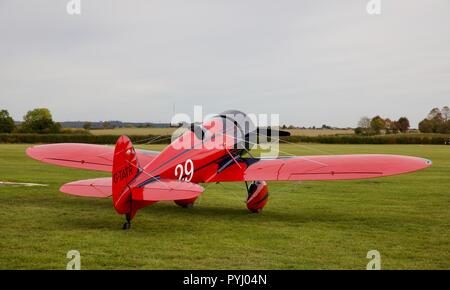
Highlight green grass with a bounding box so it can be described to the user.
[0,144,449,269]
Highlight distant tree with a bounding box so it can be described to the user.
[83,122,92,130]
[419,112,448,133]
[370,116,386,134]
[384,118,395,134]
[427,107,442,120]
[443,119,450,133]
[441,106,450,121]
[419,119,433,133]
[358,116,371,129]
[52,122,62,133]
[0,109,16,133]
[355,116,373,135]
[102,121,112,129]
[396,117,410,133]
[354,127,363,135]
[22,108,60,133]
[419,107,450,133]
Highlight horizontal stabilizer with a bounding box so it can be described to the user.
[60,178,112,198]
[60,178,203,201]
[132,180,204,201]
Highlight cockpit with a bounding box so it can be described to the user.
[197,110,257,149]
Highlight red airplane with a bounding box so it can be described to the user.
[26,110,432,229]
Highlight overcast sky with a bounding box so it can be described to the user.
[0,0,449,127]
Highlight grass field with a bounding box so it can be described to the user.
[0,143,449,269]
[89,127,354,137]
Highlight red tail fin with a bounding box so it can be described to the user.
[112,136,140,215]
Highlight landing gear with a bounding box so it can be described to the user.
[246,181,269,213]
[122,214,131,230]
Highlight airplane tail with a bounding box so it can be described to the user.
[60,135,204,228]
[112,135,141,217]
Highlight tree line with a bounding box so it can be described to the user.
[0,108,61,134]
[418,107,450,134]
[2,106,449,135]
[355,116,410,136]
[355,106,450,136]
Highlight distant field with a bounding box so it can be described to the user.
[286,129,354,136]
[89,127,354,137]
[0,143,448,269]
[89,127,177,136]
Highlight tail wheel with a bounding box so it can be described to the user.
[174,197,198,208]
[246,181,269,213]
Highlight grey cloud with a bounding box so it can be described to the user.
[0,0,449,127]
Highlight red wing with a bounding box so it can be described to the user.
[208,154,431,182]
[26,143,158,172]
[243,155,432,181]
[60,178,203,201]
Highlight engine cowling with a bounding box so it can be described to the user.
[246,181,269,213]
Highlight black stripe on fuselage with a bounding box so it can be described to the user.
[136,175,160,188]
